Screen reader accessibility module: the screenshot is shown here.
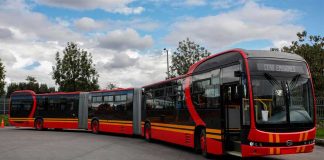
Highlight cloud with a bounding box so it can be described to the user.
[212,0,247,9]
[0,28,13,39]
[98,28,153,51]
[96,50,168,88]
[0,0,83,43]
[185,0,206,6]
[74,17,104,31]
[73,18,160,32]
[35,0,145,15]
[165,1,303,50]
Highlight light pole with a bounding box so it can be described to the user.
[164,48,170,79]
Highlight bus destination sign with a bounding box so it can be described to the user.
[257,63,304,73]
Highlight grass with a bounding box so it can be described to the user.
[317,128,324,139]
[0,114,9,126]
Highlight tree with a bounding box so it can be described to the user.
[52,42,99,92]
[106,82,118,90]
[0,58,5,96]
[169,38,211,78]
[26,76,37,84]
[6,76,55,97]
[282,31,324,96]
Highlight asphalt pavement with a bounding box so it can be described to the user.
[0,127,323,160]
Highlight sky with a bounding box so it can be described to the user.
[0,0,323,89]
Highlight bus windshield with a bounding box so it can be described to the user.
[249,59,314,126]
[10,95,34,117]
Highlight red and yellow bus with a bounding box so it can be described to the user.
[141,49,316,157]
[9,49,316,158]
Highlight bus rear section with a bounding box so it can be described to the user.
[9,90,37,127]
[88,88,142,135]
[34,92,88,130]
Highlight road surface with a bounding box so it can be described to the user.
[0,127,322,160]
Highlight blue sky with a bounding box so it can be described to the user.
[0,0,323,88]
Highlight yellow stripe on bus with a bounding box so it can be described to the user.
[276,134,280,143]
[296,147,300,153]
[304,132,308,141]
[301,146,305,152]
[151,126,193,134]
[44,118,78,121]
[151,123,195,130]
[276,148,280,154]
[45,121,78,123]
[108,120,132,124]
[269,134,273,143]
[299,133,304,142]
[100,122,133,127]
[270,148,274,154]
[206,128,222,134]
[206,134,222,140]
[10,118,34,120]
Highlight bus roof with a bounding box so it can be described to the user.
[90,88,134,93]
[142,48,306,88]
[37,91,81,96]
[244,49,305,62]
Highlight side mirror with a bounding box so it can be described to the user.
[234,71,243,77]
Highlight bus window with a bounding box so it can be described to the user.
[10,95,33,117]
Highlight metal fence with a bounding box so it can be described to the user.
[0,96,9,114]
[317,97,324,121]
[0,96,324,120]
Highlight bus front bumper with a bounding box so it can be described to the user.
[241,143,315,157]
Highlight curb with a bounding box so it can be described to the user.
[315,139,324,146]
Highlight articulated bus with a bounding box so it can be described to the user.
[9,49,316,158]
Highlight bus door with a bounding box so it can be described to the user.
[222,82,241,153]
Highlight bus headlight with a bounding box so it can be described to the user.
[250,142,254,146]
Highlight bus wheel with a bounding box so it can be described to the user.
[35,119,43,131]
[200,129,208,157]
[91,120,99,134]
[144,123,151,142]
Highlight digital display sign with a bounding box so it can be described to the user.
[256,63,305,73]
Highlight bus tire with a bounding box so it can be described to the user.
[91,120,99,134]
[199,129,208,157]
[144,123,152,142]
[34,119,43,131]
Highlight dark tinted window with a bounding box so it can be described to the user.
[144,79,194,125]
[88,91,133,120]
[10,95,34,117]
[36,95,79,118]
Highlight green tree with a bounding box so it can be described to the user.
[6,76,55,97]
[52,42,99,92]
[282,31,324,96]
[169,38,211,78]
[106,82,118,90]
[0,58,5,96]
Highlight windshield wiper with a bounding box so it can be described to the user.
[264,73,280,86]
[289,74,301,90]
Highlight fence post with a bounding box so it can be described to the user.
[3,96,5,115]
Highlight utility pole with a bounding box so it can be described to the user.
[164,48,170,79]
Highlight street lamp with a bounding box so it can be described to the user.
[164,48,170,79]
